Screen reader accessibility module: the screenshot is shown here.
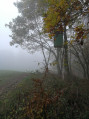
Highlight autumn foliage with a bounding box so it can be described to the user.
[24,78,63,119]
[74,24,89,45]
[43,0,89,41]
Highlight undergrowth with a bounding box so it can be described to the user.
[0,73,89,119]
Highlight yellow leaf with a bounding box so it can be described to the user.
[70,40,74,44]
[82,35,87,39]
[64,41,68,45]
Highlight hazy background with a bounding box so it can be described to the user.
[0,0,43,72]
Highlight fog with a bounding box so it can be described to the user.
[0,49,43,72]
[0,0,43,72]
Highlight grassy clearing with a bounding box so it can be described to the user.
[0,70,33,98]
[0,70,34,119]
[0,70,24,86]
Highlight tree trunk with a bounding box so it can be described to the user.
[64,23,69,78]
[56,48,62,77]
[56,62,62,77]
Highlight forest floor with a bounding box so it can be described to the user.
[0,71,89,119]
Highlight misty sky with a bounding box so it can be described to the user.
[0,0,43,71]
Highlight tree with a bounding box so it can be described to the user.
[43,0,89,78]
[6,0,64,76]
